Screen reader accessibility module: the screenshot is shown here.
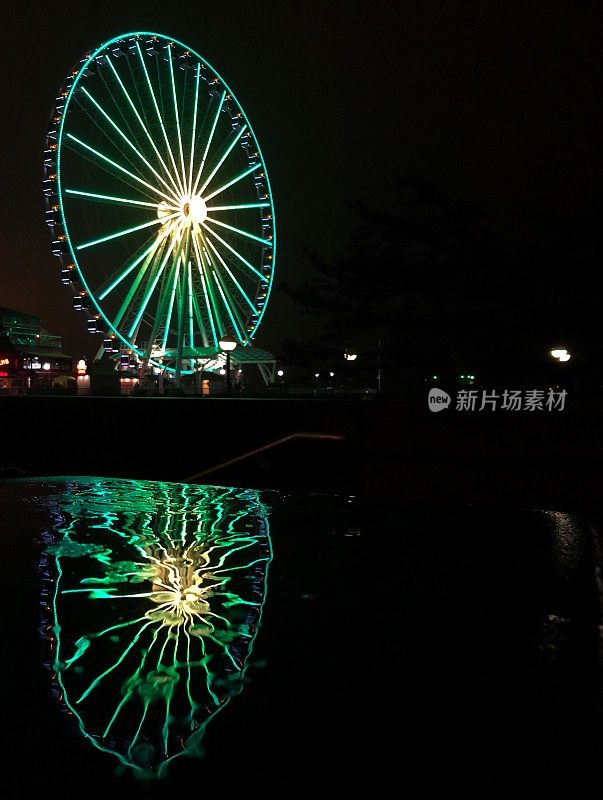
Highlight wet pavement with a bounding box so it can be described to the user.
[0,477,601,798]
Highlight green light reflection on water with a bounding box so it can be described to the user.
[41,478,272,779]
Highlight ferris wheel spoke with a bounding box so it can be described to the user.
[197,124,248,196]
[142,261,180,360]
[111,234,170,331]
[78,87,181,205]
[202,163,262,203]
[191,91,226,197]
[204,236,256,313]
[135,42,186,198]
[66,133,180,205]
[65,188,177,212]
[186,259,196,349]
[187,64,201,197]
[200,222,264,281]
[192,233,219,346]
[211,268,246,343]
[107,52,183,199]
[167,46,188,194]
[190,288,210,348]
[161,230,191,354]
[160,259,182,353]
[202,238,246,340]
[76,212,179,252]
[98,235,165,301]
[204,215,272,247]
[127,233,180,338]
[205,202,270,212]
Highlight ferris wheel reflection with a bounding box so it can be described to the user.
[39,477,272,778]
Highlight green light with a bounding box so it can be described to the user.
[203,163,262,202]
[198,124,248,196]
[78,87,180,203]
[201,221,264,280]
[66,134,177,205]
[192,233,218,347]
[98,237,162,300]
[54,31,277,370]
[66,188,176,211]
[77,212,178,251]
[134,41,184,197]
[191,91,226,196]
[206,202,270,211]
[105,54,184,197]
[205,236,257,312]
[212,269,246,342]
[205,215,273,247]
[188,63,202,195]
[42,477,272,779]
[127,234,178,336]
[167,45,187,191]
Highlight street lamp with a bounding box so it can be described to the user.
[219,335,238,394]
[343,348,357,361]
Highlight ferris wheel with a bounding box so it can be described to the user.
[43,32,275,377]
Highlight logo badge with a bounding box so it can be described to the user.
[428,388,451,412]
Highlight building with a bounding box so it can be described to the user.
[0,306,73,394]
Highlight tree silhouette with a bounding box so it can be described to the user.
[280,176,603,393]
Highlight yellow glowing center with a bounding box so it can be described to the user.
[156,195,208,234]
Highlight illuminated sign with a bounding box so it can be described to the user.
[0,371,8,378]
[0,358,10,366]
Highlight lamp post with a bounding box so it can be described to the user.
[219,335,238,395]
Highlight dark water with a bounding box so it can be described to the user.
[0,477,601,798]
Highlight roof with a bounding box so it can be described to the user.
[14,346,72,359]
[231,345,276,365]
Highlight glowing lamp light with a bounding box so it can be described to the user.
[76,358,87,375]
[219,368,226,376]
[343,348,357,361]
[42,362,51,371]
[329,372,335,378]
[277,369,284,377]
[551,348,571,362]
[218,335,237,352]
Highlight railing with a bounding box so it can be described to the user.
[183,431,346,483]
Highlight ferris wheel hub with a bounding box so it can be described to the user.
[187,194,207,224]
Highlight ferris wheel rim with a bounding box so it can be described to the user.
[50,31,276,375]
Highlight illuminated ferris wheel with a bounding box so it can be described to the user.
[43,32,275,377]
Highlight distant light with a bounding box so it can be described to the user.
[432,375,438,380]
[314,373,319,378]
[219,368,226,375]
[76,358,87,375]
[42,362,51,371]
[277,369,284,377]
[551,348,571,362]
[344,348,357,361]
[329,372,334,377]
[238,369,243,374]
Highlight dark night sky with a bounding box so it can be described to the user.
[2,0,602,361]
